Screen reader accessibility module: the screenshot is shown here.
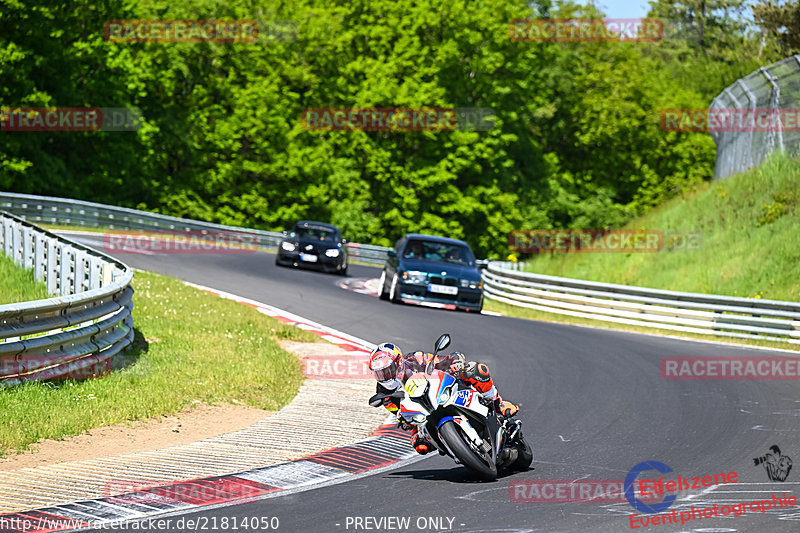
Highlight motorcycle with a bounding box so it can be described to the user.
[369,333,533,481]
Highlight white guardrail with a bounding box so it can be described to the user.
[3,192,798,347]
[0,192,392,265]
[0,211,134,386]
[483,262,800,345]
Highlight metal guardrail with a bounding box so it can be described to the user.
[0,192,391,264]
[711,54,800,179]
[0,211,134,385]
[483,262,800,344]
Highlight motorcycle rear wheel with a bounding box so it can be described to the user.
[439,420,497,481]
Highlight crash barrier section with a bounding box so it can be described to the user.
[711,54,800,179]
[0,211,134,386]
[483,262,800,345]
[0,192,392,264]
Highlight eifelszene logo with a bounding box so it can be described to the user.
[624,461,677,514]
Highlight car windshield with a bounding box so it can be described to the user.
[291,227,337,242]
[402,240,475,266]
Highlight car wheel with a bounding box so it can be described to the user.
[378,271,390,300]
[389,273,400,303]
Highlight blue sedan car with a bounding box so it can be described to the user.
[378,234,484,312]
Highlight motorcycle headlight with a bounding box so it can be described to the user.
[412,414,427,424]
[281,241,296,251]
[325,248,340,257]
[403,271,427,284]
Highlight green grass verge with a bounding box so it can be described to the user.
[518,153,800,301]
[0,254,49,304]
[0,270,317,456]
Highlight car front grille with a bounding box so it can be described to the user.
[429,276,458,286]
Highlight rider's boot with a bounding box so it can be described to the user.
[411,426,432,455]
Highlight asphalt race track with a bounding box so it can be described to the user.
[73,236,800,533]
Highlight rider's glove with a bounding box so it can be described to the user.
[449,352,466,373]
[449,361,464,375]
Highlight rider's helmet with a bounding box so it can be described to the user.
[368,342,403,383]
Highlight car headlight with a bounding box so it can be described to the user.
[325,248,340,257]
[460,279,480,289]
[402,270,427,284]
[281,242,296,252]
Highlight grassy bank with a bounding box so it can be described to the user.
[519,154,800,301]
[0,254,49,304]
[487,154,800,350]
[0,270,316,456]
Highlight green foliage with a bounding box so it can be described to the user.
[0,0,787,257]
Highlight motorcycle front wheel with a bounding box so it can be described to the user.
[439,420,497,481]
[509,434,533,471]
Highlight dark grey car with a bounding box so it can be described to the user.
[275,221,348,275]
[379,234,484,312]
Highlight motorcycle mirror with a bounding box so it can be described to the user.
[433,333,451,355]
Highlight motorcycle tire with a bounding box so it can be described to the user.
[439,420,497,481]
[378,271,390,300]
[509,435,533,471]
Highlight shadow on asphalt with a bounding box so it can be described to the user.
[386,464,535,484]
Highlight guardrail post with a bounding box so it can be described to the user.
[12,221,22,266]
[89,256,101,290]
[102,263,113,286]
[46,237,58,294]
[59,243,72,296]
[74,250,87,294]
[1,217,8,254]
[22,227,33,269]
[34,233,45,283]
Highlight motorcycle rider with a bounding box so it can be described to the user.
[368,342,519,455]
